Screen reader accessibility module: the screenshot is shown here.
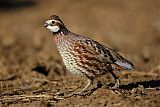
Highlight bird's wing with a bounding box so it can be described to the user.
[74,38,134,71]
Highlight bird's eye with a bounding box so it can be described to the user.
[52,21,55,24]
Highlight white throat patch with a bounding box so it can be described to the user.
[47,25,60,32]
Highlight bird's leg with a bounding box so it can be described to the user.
[55,79,93,98]
[109,71,120,89]
[75,78,93,95]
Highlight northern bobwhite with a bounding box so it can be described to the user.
[44,15,134,94]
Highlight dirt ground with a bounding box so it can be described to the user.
[0,0,160,107]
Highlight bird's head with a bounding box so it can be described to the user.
[44,15,67,34]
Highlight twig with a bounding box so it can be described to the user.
[33,78,58,84]
[0,94,55,104]
[0,74,17,81]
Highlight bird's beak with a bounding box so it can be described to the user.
[44,23,48,27]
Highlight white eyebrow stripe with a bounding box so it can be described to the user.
[46,20,62,24]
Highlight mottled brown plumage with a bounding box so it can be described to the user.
[44,15,134,94]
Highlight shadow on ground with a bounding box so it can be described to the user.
[120,79,160,90]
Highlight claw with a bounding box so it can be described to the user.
[111,79,120,89]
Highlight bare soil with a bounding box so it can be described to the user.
[0,0,160,107]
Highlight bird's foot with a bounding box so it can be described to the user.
[110,79,120,89]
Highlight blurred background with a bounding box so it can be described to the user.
[0,0,160,106]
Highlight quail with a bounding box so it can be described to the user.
[44,15,134,94]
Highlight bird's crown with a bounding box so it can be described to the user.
[44,15,66,33]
